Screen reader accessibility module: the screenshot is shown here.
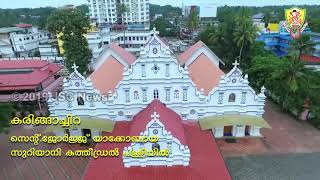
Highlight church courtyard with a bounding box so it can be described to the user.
[1,100,320,179]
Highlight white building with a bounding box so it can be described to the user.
[48,28,270,140]
[0,24,49,57]
[87,0,150,26]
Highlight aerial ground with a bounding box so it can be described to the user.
[1,99,320,180]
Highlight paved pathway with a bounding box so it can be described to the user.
[225,153,320,180]
[218,99,320,157]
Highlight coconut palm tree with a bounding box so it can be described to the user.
[233,16,258,67]
[290,34,318,59]
[187,11,199,36]
[209,25,226,44]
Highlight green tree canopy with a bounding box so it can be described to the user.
[0,103,15,134]
[47,9,92,75]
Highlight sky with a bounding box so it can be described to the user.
[0,0,320,9]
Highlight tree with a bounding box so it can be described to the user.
[116,3,129,25]
[233,8,258,67]
[0,103,15,134]
[290,34,318,58]
[47,9,92,75]
[187,10,199,34]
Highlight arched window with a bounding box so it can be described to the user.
[228,93,236,102]
[174,90,179,99]
[190,109,196,114]
[134,91,139,100]
[154,89,159,99]
[77,97,85,106]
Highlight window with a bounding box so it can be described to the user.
[218,92,224,104]
[153,48,157,54]
[125,90,130,102]
[190,109,196,114]
[174,90,179,99]
[134,91,139,100]
[133,37,135,40]
[77,97,85,106]
[228,93,236,102]
[165,89,170,101]
[165,64,170,77]
[118,111,124,116]
[241,92,247,104]
[140,37,143,40]
[154,90,159,99]
[129,37,131,41]
[141,64,146,77]
[183,89,187,101]
[142,89,147,102]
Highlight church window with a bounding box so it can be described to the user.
[77,97,85,106]
[118,111,124,116]
[183,88,188,101]
[218,92,224,104]
[75,82,80,87]
[174,90,179,99]
[153,48,157,54]
[165,64,170,77]
[190,109,196,114]
[228,93,236,102]
[125,90,130,102]
[232,79,237,83]
[152,143,160,151]
[154,89,159,99]
[141,64,146,77]
[134,91,139,100]
[153,129,158,135]
[142,89,147,102]
[241,92,247,104]
[152,64,160,74]
[165,89,170,101]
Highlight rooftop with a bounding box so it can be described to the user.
[0,27,22,34]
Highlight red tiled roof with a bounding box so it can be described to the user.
[84,122,231,180]
[188,53,225,95]
[16,24,32,28]
[89,56,125,94]
[110,43,136,64]
[0,60,61,91]
[179,41,205,65]
[130,99,186,144]
[301,54,320,63]
[84,101,231,180]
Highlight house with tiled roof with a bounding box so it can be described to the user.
[48,27,269,140]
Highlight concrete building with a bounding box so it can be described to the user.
[0,24,49,58]
[87,0,150,28]
[48,28,269,140]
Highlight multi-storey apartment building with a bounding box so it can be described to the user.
[87,0,150,27]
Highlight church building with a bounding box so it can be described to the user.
[47,27,270,140]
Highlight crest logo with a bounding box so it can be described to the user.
[282,7,308,39]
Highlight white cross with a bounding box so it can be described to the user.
[232,59,239,68]
[151,112,160,121]
[72,63,79,72]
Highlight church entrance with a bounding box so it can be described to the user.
[223,126,233,137]
[245,126,250,136]
[82,129,92,139]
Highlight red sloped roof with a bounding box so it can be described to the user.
[110,43,136,64]
[0,60,61,91]
[89,56,125,94]
[301,54,320,63]
[16,24,32,28]
[84,122,231,180]
[130,99,186,144]
[179,41,204,65]
[188,53,225,95]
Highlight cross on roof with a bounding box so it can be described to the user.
[72,63,79,72]
[151,112,160,121]
[232,59,240,68]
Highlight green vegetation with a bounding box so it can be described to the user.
[47,9,92,74]
[187,10,199,33]
[150,18,177,37]
[0,103,15,134]
[149,4,181,19]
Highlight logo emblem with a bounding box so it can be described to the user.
[282,7,308,39]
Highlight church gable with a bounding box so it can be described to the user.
[140,28,172,58]
[123,102,190,167]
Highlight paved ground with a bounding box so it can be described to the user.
[217,100,320,157]
[225,153,320,180]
